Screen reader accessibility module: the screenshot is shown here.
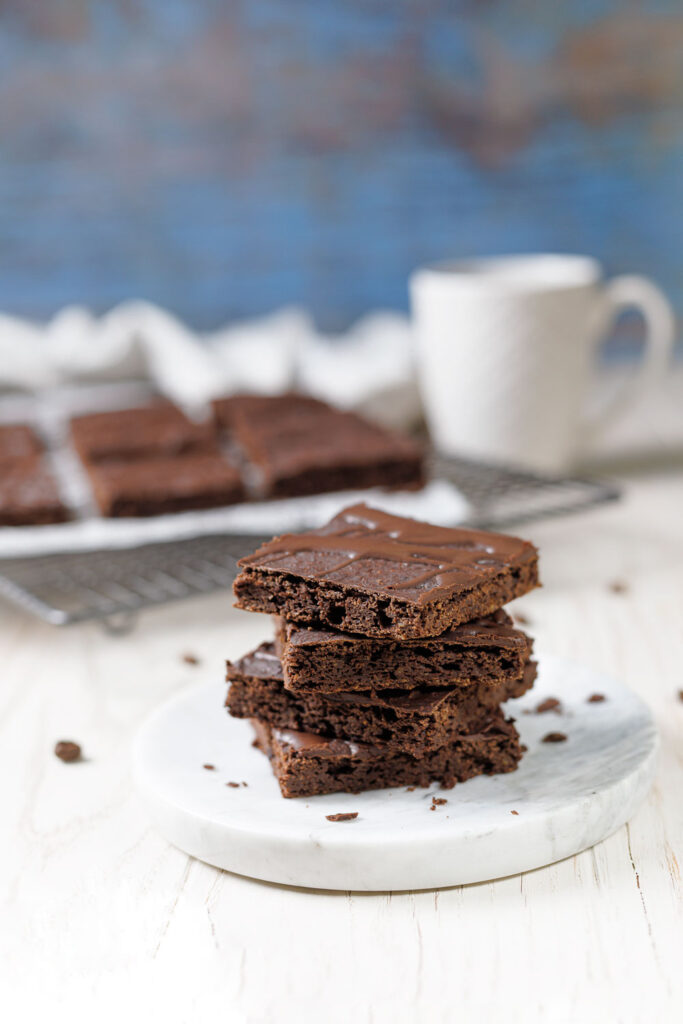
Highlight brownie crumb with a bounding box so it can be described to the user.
[54,740,81,763]
[406,786,416,792]
[542,732,568,743]
[609,580,628,595]
[226,781,240,788]
[203,763,216,771]
[510,810,519,815]
[535,697,561,714]
[326,812,358,822]
[431,797,448,807]
[513,612,531,626]
[588,693,606,703]
[677,690,683,703]
[241,781,248,787]
[182,652,200,665]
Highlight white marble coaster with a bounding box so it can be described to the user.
[133,654,657,891]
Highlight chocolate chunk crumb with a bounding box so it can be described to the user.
[588,693,606,703]
[431,797,448,806]
[241,781,248,787]
[511,810,519,815]
[182,652,200,665]
[326,812,358,822]
[203,763,216,771]
[226,781,241,788]
[677,690,683,703]
[513,612,531,626]
[542,732,568,743]
[536,697,561,714]
[609,580,628,595]
[54,740,81,763]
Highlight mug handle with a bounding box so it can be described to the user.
[583,275,676,443]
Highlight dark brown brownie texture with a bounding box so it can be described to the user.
[227,642,536,756]
[86,452,245,517]
[70,401,217,464]
[214,392,424,498]
[0,423,43,471]
[0,462,69,526]
[234,504,539,639]
[212,393,330,433]
[251,713,523,798]
[276,608,533,694]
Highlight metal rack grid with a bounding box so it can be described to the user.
[0,455,619,627]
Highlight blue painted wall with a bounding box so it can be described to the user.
[0,2,681,332]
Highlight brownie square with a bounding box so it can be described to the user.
[227,641,535,756]
[251,713,523,798]
[276,609,533,694]
[214,393,424,498]
[212,393,329,433]
[234,504,539,639]
[0,423,43,471]
[86,453,245,517]
[0,463,69,526]
[70,402,217,464]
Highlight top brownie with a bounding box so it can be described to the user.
[234,503,539,639]
[70,402,216,464]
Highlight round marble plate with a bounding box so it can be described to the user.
[133,654,658,891]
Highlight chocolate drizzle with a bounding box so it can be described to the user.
[239,504,537,602]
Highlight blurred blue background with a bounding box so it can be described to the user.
[1,1,681,335]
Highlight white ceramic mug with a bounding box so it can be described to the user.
[410,254,676,472]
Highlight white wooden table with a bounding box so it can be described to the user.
[1,472,682,1023]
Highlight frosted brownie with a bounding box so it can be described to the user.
[212,393,329,433]
[0,424,43,471]
[0,463,69,526]
[213,393,424,498]
[86,452,245,517]
[234,504,539,639]
[276,609,532,694]
[227,642,535,756]
[70,402,216,464]
[251,713,523,798]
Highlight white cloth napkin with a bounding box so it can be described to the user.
[0,302,422,429]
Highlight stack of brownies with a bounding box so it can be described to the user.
[227,503,539,798]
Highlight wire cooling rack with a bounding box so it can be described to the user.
[0,455,618,627]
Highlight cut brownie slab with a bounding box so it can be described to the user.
[0,463,69,526]
[251,713,523,798]
[86,452,245,517]
[212,393,329,433]
[0,424,43,471]
[234,504,539,639]
[227,641,535,756]
[214,393,424,498]
[70,402,216,464]
[276,609,532,694]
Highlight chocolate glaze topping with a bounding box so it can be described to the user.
[239,504,537,604]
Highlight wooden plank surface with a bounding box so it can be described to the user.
[1,473,682,1022]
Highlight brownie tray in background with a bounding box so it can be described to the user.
[0,452,618,627]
